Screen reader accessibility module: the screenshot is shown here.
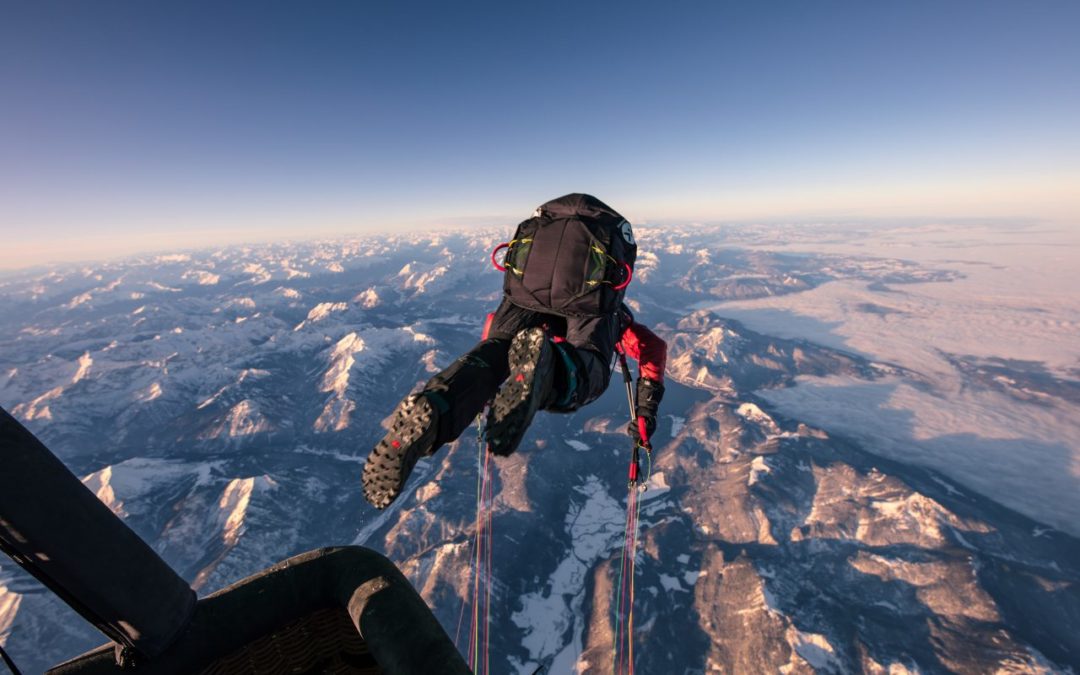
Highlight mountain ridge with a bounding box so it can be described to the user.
[1,226,1078,672]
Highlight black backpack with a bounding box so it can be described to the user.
[495,194,637,319]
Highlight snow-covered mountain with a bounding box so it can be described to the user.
[1,223,1078,673]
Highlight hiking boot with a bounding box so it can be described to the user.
[486,328,556,456]
[363,393,439,509]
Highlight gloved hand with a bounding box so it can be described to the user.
[627,415,656,448]
[626,376,664,447]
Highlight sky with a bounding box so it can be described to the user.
[1,1,1078,269]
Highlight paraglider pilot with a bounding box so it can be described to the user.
[363,194,666,509]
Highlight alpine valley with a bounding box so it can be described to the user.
[2,222,1078,673]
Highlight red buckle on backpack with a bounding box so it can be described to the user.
[491,242,510,272]
[612,262,633,291]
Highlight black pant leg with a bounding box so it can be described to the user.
[422,337,511,446]
[543,313,620,411]
[544,343,612,411]
[421,298,548,444]
[421,299,547,445]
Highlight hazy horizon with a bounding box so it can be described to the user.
[4,211,1077,274]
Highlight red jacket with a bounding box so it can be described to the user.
[618,320,666,382]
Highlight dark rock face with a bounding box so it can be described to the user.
[1,227,1076,673]
[942,352,1080,407]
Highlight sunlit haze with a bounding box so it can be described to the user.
[2,1,1078,269]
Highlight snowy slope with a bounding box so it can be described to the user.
[1,223,1078,673]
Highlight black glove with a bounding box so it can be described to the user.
[628,415,657,447]
[627,377,664,446]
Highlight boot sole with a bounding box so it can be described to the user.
[363,395,438,509]
[486,328,552,456]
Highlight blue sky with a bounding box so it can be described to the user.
[2,1,1078,268]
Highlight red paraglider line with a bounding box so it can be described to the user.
[483,448,494,675]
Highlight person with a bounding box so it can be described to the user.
[362,194,667,509]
